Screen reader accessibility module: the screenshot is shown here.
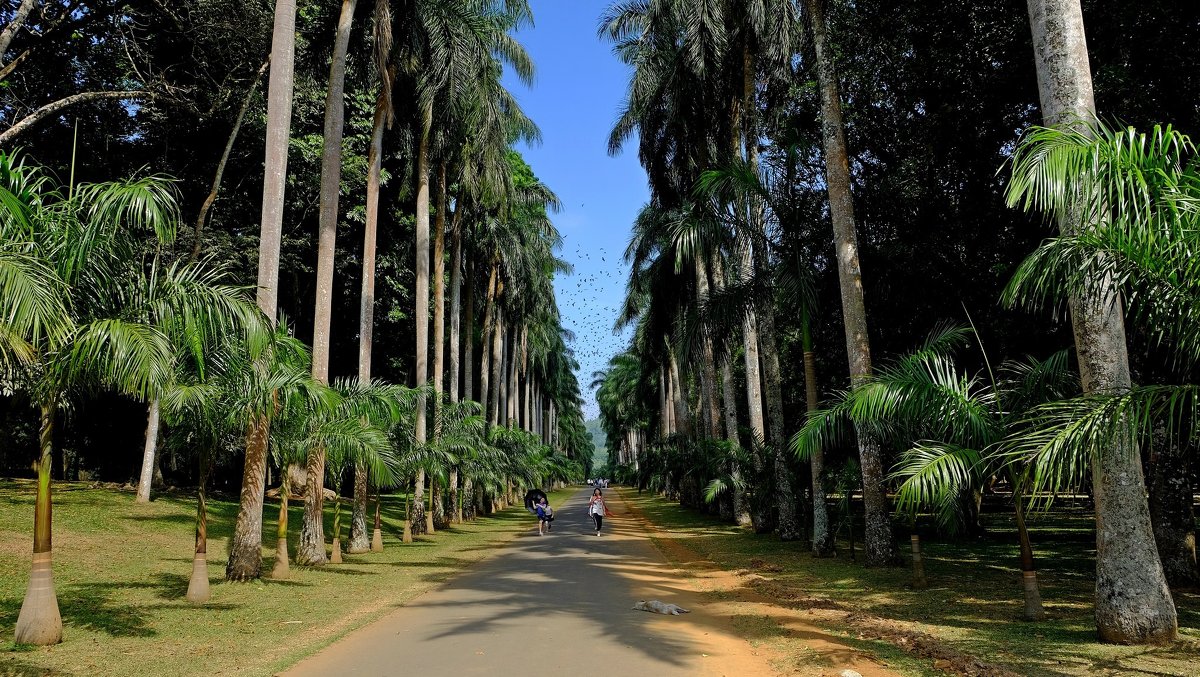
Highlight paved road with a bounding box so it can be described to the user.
[281,486,776,677]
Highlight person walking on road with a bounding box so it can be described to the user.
[536,496,554,535]
[587,488,613,536]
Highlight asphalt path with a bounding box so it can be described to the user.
[280,486,777,677]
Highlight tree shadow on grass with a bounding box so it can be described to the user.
[59,585,157,638]
[0,655,76,677]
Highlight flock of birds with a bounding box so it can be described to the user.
[556,240,631,420]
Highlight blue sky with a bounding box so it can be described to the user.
[502,1,648,420]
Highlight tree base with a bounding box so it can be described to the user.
[14,552,62,645]
[1022,571,1045,621]
[402,522,412,543]
[270,537,290,579]
[330,538,342,564]
[185,552,211,604]
[371,528,384,552]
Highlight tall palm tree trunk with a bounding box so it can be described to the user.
[299,0,357,567]
[489,306,504,428]
[804,316,833,556]
[228,0,297,581]
[411,105,433,538]
[430,162,448,531]
[481,264,499,423]
[463,263,475,403]
[351,86,388,554]
[806,0,893,565]
[14,403,62,645]
[447,210,463,524]
[710,254,752,526]
[1026,0,1176,643]
[694,258,721,439]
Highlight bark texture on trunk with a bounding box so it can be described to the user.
[298,0,356,568]
[228,416,270,580]
[186,452,212,603]
[348,461,370,553]
[806,0,893,565]
[805,349,833,556]
[412,105,431,537]
[14,404,62,645]
[757,307,798,541]
[255,0,298,324]
[351,86,388,552]
[270,460,291,579]
[1026,0,1176,643]
[449,214,462,402]
[694,258,721,439]
[136,398,161,503]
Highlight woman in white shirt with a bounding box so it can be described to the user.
[587,488,613,535]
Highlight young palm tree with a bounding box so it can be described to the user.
[1003,119,1193,641]
[0,154,247,644]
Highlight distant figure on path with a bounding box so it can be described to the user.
[587,488,613,536]
[536,496,554,535]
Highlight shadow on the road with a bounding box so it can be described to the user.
[393,487,725,668]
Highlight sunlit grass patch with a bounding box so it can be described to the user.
[0,480,549,676]
[623,489,1200,676]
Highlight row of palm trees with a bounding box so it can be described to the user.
[595,0,1187,646]
[5,0,589,646]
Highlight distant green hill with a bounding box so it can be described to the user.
[584,418,607,472]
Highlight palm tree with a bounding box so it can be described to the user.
[0,154,247,644]
[298,0,361,567]
[799,0,894,566]
[228,0,300,582]
[350,0,395,555]
[1003,117,1186,641]
[795,324,1072,619]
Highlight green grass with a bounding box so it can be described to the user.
[0,480,548,677]
[625,491,1200,676]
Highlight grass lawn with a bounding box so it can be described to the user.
[0,479,550,676]
[623,491,1200,676]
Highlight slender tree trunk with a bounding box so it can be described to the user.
[694,258,720,439]
[490,307,504,428]
[299,0,357,567]
[14,403,62,645]
[433,162,447,415]
[135,399,161,503]
[270,463,290,579]
[806,0,893,565]
[1148,429,1199,588]
[668,349,689,436]
[1014,492,1046,620]
[192,58,270,262]
[449,211,463,402]
[709,254,750,526]
[351,85,388,554]
[186,450,212,603]
[463,263,475,403]
[757,308,798,541]
[1026,0,1176,643]
[372,491,384,551]
[411,104,433,538]
[481,264,499,422]
[348,461,370,553]
[230,0,297,581]
[805,329,833,556]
